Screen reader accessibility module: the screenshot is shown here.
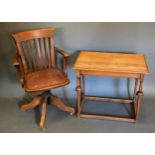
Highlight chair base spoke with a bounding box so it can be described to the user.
[20,96,42,111]
[49,95,75,114]
[20,91,75,129]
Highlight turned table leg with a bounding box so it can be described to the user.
[80,75,85,111]
[76,72,82,117]
[133,78,138,116]
[81,75,85,96]
[136,75,144,121]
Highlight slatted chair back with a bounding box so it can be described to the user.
[12,28,55,74]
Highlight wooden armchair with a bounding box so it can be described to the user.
[12,28,75,129]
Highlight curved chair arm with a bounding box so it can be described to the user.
[12,53,24,87]
[13,53,20,66]
[55,47,69,57]
[55,47,70,77]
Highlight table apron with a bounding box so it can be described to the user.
[79,70,141,78]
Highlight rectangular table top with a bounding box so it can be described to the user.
[73,51,149,74]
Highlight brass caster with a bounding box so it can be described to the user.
[70,112,74,116]
[20,108,26,112]
[40,127,47,132]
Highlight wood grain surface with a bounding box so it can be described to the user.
[74,51,149,74]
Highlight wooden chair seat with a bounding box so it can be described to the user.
[25,69,70,92]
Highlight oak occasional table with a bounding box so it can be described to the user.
[73,51,149,122]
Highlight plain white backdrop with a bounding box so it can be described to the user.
[0,0,155,21]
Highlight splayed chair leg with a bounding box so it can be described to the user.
[49,95,75,114]
[21,96,42,111]
[20,90,75,129]
[39,97,47,129]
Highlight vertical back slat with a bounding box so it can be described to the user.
[21,41,32,72]
[35,38,43,70]
[40,38,46,68]
[50,38,55,68]
[29,39,38,70]
[26,41,35,71]
[45,38,51,68]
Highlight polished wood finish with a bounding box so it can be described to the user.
[76,73,81,117]
[12,28,55,43]
[50,96,75,114]
[55,47,70,57]
[80,70,140,78]
[12,28,75,129]
[40,97,47,129]
[74,51,149,122]
[74,51,149,74]
[55,47,69,76]
[136,74,144,120]
[25,69,69,92]
[13,53,24,87]
[84,96,133,104]
[21,96,42,111]
[133,78,138,116]
[80,114,136,122]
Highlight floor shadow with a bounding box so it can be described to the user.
[68,50,80,67]
[127,78,132,99]
[127,78,135,117]
[17,93,33,109]
[121,78,133,116]
[34,106,41,125]
[61,50,80,109]
[113,78,132,116]
[114,78,121,98]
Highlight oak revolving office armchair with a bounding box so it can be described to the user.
[12,28,75,129]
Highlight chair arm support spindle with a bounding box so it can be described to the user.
[55,47,70,77]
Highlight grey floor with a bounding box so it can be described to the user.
[0,96,155,132]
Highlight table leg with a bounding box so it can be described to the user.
[133,78,138,116]
[81,75,85,96]
[76,72,82,117]
[136,75,144,121]
[80,75,85,111]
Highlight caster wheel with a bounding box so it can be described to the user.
[40,127,46,132]
[70,112,74,115]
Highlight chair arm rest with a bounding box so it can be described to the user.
[55,47,70,57]
[13,53,20,67]
[12,53,24,87]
